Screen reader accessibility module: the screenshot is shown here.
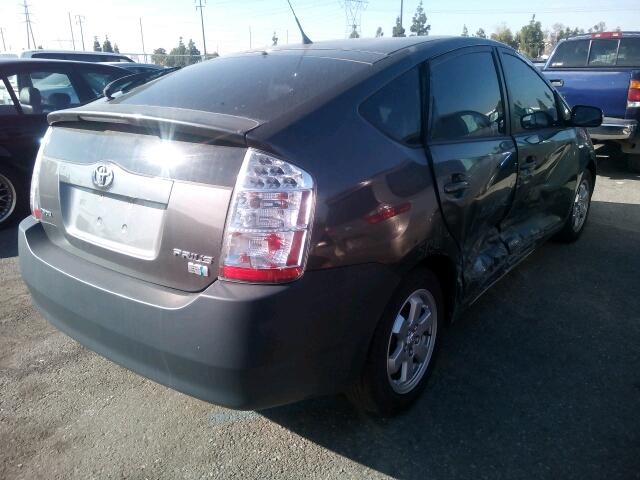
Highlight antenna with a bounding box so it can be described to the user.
[286,0,312,45]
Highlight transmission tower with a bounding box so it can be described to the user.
[340,0,368,38]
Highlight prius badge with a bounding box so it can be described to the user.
[92,164,114,189]
[172,248,214,277]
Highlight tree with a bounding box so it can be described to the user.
[272,32,278,46]
[93,36,102,52]
[491,23,518,49]
[461,25,469,37]
[392,16,405,37]
[187,39,201,64]
[113,43,120,54]
[474,28,487,39]
[151,47,167,66]
[589,22,606,33]
[102,36,113,53]
[410,1,430,36]
[167,37,187,67]
[375,26,384,38]
[516,14,545,58]
[349,25,360,38]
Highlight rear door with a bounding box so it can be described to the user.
[498,49,579,253]
[426,46,518,296]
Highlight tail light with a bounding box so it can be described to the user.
[628,79,640,108]
[30,127,52,221]
[219,149,315,283]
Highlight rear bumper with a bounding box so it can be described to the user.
[588,117,638,141]
[19,218,399,409]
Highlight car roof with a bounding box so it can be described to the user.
[0,58,131,74]
[240,36,505,64]
[21,49,132,58]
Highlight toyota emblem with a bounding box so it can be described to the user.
[92,164,114,189]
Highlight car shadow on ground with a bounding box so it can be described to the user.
[0,225,18,259]
[261,175,640,478]
[595,144,640,182]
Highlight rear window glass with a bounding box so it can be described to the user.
[617,38,640,66]
[549,40,589,67]
[588,39,618,66]
[117,54,368,121]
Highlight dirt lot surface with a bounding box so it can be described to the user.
[1,152,639,480]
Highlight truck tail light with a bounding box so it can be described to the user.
[30,127,52,221]
[219,149,315,283]
[591,32,622,39]
[628,79,640,108]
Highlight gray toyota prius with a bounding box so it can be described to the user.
[19,37,602,415]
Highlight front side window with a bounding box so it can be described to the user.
[359,68,422,145]
[15,70,81,114]
[429,51,505,142]
[0,77,18,115]
[502,53,558,133]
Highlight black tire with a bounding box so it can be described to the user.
[347,268,444,416]
[553,170,593,243]
[0,165,27,230]
[628,154,640,174]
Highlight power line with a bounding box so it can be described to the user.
[340,0,368,38]
[195,0,207,56]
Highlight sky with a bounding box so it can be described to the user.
[0,0,639,57]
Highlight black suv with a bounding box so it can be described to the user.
[19,37,601,415]
[0,60,129,227]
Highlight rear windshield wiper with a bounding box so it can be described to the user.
[103,67,180,100]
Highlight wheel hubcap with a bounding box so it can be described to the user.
[386,289,438,394]
[0,173,17,224]
[572,178,590,232]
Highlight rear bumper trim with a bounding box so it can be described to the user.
[588,117,638,141]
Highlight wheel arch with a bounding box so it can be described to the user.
[416,254,460,324]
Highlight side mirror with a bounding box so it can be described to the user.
[571,105,603,128]
[521,111,552,130]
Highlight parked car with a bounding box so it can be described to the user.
[0,60,130,227]
[542,32,640,170]
[20,50,133,63]
[19,37,602,415]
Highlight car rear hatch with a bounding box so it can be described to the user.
[37,104,259,292]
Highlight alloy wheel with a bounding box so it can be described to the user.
[572,178,590,232]
[386,289,438,394]
[0,173,17,224]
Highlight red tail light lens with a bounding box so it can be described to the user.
[219,149,314,283]
[629,79,640,108]
[30,128,52,221]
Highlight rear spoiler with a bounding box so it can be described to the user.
[48,104,261,146]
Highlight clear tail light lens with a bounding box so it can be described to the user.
[30,127,52,221]
[219,149,314,283]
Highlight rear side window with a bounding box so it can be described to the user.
[502,53,558,133]
[0,77,18,115]
[549,40,589,67]
[429,51,505,142]
[617,38,640,66]
[117,54,368,122]
[359,68,421,145]
[588,39,618,66]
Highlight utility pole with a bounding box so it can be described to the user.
[75,15,85,50]
[0,27,6,51]
[68,12,75,50]
[22,0,36,49]
[249,26,252,49]
[195,0,207,57]
[286,30,289,44]
[139,17,146,62]
[400,0,403,31]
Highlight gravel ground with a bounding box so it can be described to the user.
[1,151,639,480]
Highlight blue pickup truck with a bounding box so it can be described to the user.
[542,32,640,171]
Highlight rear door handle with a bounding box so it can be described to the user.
[444,174,470,194]
[550,79,564,87]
